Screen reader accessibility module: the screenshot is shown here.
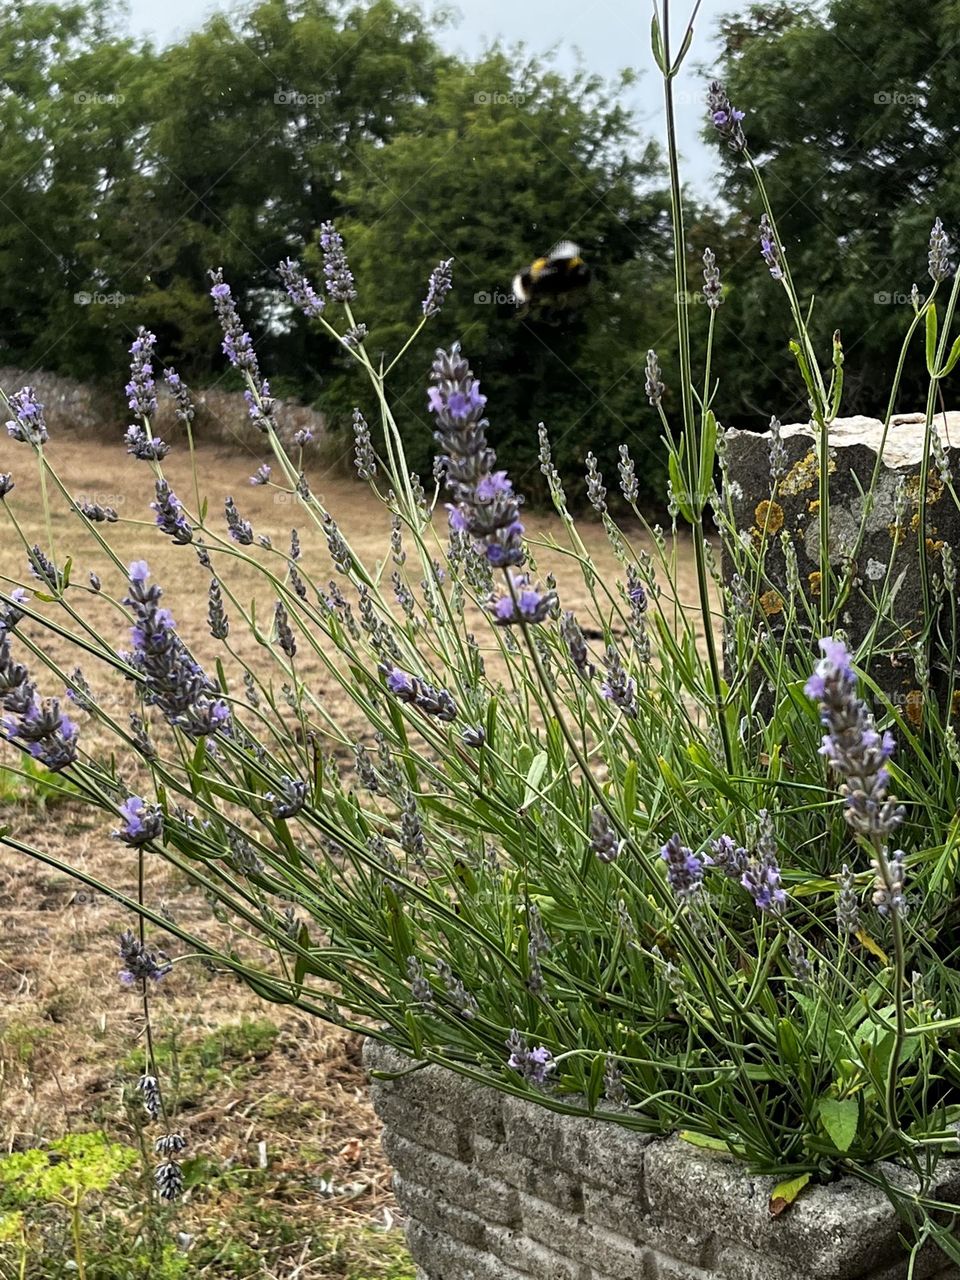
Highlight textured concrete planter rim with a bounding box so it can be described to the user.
[366,1039,960,1280]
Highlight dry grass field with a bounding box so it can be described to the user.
[0,435,699,1278]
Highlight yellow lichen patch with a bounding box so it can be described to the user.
[904,690,924,728]
[807,499,820,514]
[753,500,785,534]
[887,523,904,546]
[808,571,822,597]
[780,448,835,497]
[905,472,944,506]
[951,690,960,719]
[926,537,945,555]
[759,590,784,616]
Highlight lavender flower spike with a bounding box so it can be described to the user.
[759,214,784,281]
[278,257,325,318]
[209,269,255,368]
[124,561,229,738]
[422,259,454,317]
[380,664,458,722]
[707,80,746,152]
[125,327,158,418]
[929,217,952,284]
[319,221,358,302]
[506,1030,553,1087]
[429,343,527,570]
[118,930,171,984]
[805,637,904,838]
[660,834,707,900]
[114,795,164,846]
[6,387,48,446]
[489,575,557,627]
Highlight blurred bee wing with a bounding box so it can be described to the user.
[548,240,582,261]
[512,272,529,303]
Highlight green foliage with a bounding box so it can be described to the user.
[314,48,673,502]
[0,1132,137,1207]
[0,756,81,810]
[709,0,960,425]
[120,1017,280,1106]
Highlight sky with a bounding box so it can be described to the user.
[122,0,737,196]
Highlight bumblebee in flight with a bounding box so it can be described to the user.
[512,240,591,314]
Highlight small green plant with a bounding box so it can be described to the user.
[0,1133,137,1278]
[0,756,80,811]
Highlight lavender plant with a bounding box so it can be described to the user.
[4,1,960,1267]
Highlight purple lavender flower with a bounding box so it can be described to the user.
[506,1030,553,1087]
[0,588,28,632]
[422,259,453,317]
[429,345,529,571]
[759,214,784,281]
[5,387,48,446]
[293,427,314,447]
[118,930,171,985]
[124,423,170,460]
[805,637,904,838]
[660,834,706,900]
[590,806,621,863]
[710,834,749,880]
[28,545,61,592]
[353,409,376,479]
[244,379,275,433]
[125,328,158,417]
[225,496,253,544]
[124,561,228,738]
[250,464,271,486]
[741,809,787,913]
[78,500,118,523]
[278,257,325,318]
[601,646,637,717]
[163,367,195,423]
[319,222,357,302]
[266,775,307,819]
[380,664,458,721]
[114,795,163,846]
[1,693,78,771]
[151,479,193,545]
[0,473,13,499]
[489,575,557,627]
[208,269,264,384]
[741,859,786,913]
[707,81,746,152]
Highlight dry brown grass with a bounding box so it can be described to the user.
[0,437,699,1277]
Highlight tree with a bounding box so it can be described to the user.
[707,0,960,426]
[305,48,675,503]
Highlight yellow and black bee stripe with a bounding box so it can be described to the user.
[512,240,591,310]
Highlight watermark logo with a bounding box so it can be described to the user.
[474,289,519,305]
[873,291,914,306]
[874,90,922,107]
[74,91,125,106]
[274,90,328,107]
[74,290,128,307]
[75,490,126,508]
[473,91,525,106]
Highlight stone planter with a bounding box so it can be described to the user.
[723,413,960,711]
[365,1041,960,1280]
